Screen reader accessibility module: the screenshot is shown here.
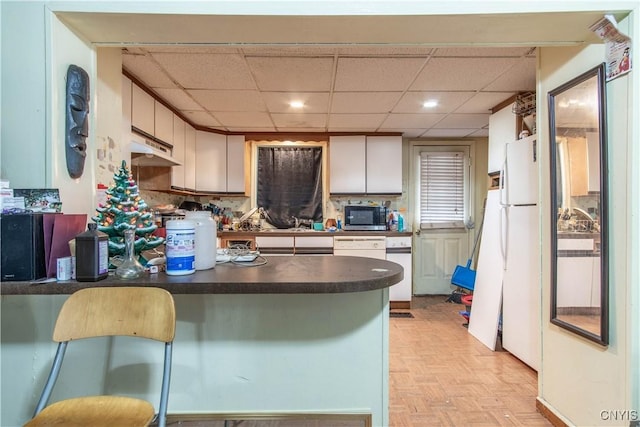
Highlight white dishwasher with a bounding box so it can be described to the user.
[333,235,386,259]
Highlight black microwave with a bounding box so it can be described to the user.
[344,205,388,231]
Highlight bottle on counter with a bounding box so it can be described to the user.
[115,228,145,279]
[75,222,109,282]
[185,211,216,270]
[397,213,404,232]
[165,219,196,276]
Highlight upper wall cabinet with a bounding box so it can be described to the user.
[131,84,155,136]
[488,103,518,174]
[195,131,246,194]
[196,131,227,192]
[184,124,197,191]
[227,135,245,193]
[154,101,173,145]
[171,114,186,189]
[330,135,366,193]
[366,136,402,194]
[329,135,402,195]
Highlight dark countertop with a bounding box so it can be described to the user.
[0,255,403,296]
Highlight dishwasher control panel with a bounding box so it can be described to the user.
[333,236,386,250]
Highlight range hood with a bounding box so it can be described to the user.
[129,134,181,167]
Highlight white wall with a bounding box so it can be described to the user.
[1,2,48,187]
[49,12,95,217]
[538,40,633,426]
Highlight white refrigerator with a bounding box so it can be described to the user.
[468,135,539,370]
[500,134,540,371]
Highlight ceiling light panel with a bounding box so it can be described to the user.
[393,91,475,113]
[262,92,329,113]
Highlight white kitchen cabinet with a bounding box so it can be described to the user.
[330,135,366,193]
[131,83,155,136]
[255,236,295,255]
[121,75,132,143]
[171,115,186,189]
[154,100,173,145]
[294,235,334,255]
[184,124,196,191]
[195,131,227,192]
[226,135,245,193]
[386,236,412,305]
[366,136,402,194]
[488,103,518,174]
[330,135,402,194]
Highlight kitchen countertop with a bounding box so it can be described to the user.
[219,230,413,237]
[0,255,403,296]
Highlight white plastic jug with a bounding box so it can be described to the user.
[185,211,217,270]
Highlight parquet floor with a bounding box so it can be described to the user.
[389,296,552,427]
[163,296,551,427]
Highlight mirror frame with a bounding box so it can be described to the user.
[548,62,609,345]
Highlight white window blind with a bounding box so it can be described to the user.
[419,151,465,226]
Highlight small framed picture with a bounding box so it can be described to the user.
[13,189,62,213]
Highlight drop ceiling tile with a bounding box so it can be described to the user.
[334,57,426,92]
[433,47,533,57]
[335,46,434,56]
[331,92,402,114]
[246,57,334,91]
[213,111,273,128]
[182,111,222,127]
[433,113,489,129]
[484,57,536,91]
[152,53,256,90]
[154,88,203,111]
[455,92,516,113]
[328,114,387,129]
[123,54,176,88]
[271,113,327,128]
[380,113,445,129]
[421,128,477,138]
[411,57,520,91]
[188,90,266,112]
[228,127,276,133]
[378,128,425,138]
[262,92,329,113]
[242,46,336,56]
[393,92,475,114]
[275,127,328,133]
[468,128,490,137]
[146,46,240,54]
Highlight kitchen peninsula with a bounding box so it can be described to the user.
[1,256,402,427]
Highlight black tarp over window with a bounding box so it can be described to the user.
[257,146,323,229]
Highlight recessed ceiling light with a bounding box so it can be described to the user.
[290,101,304,108]
[423,100,438,108]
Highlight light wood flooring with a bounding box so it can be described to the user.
[162,296,551,427]
[389,296,551,426]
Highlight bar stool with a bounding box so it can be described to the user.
[23,287,176,427]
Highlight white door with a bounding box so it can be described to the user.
[410,144,473,295]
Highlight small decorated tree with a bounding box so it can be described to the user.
[92,160,164,259]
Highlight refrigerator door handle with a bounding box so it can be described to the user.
[499,145,508,207]
[499,206,509,270]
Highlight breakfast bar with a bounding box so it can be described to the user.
[1,256,402,427]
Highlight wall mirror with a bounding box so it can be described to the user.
[548,63,608,345]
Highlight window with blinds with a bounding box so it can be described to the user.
[419,151,466,228]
